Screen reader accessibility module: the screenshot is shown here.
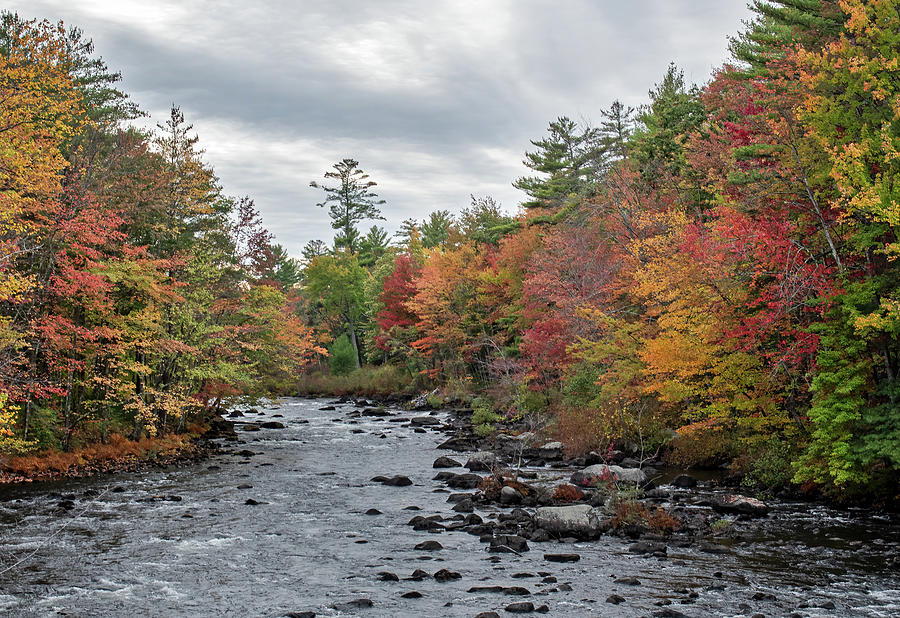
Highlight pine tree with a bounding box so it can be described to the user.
[513,117,602,209]
[310,158,385,253]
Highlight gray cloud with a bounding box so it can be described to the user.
[10,0,751,256]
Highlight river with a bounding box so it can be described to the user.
[0,397,898,616]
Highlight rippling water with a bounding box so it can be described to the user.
[0,398,898,617]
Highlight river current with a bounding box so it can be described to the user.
[0,398,898,617]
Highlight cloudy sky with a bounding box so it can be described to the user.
[11,1,752,257]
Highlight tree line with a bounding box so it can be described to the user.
[297,0,900,502]
[0,13,322,458]
[2,1,898,502]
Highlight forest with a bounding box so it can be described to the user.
[2,0,899,504]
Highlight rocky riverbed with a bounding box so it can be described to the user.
[0,398,898,616]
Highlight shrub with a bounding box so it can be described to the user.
[553,404,608,456]
[328,334,357,376]
[295,364,414,398]
[710,518,733,534]
[472,398,502,436]
[666,419,736,468]
[738,440,794,495]
[552,483,585,503]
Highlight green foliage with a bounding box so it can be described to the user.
[630,63,705,184]
[310,158,385,254]
[295,365,414,398]
[741,440,794,494]
[561,363,602,409]
[421,210,454,249]
[513,116,603,209]
[328,334,357,377]
[710,518,733,534]
[472,398,502,437]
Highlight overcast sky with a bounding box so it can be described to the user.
[11,1,752,257]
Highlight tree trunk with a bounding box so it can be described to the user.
[349,327,362,369]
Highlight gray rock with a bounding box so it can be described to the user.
[629,541,667,555]
[500,486,523,505]
[504,602,535,613]
[433,456,462,468]
[331,599,373,611]
[452,498,475,513]
[411,416,441,426]
[711,494,770,517]
[533,505,601,539]
[571,464,647,486]
[489,534,529,553]
[543,553,580,562]
[445,473,483,489]
[465,451,498,472]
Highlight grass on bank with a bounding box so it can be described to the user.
[295,364,418,399]
[0,428,204,479]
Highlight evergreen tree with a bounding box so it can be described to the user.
[513,116,602,209]
[310,158,385,253]
[729,0,843,76]
[421,210,454,248]
[598,100,635,164]
[358,225,390,267]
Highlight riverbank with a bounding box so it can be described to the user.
[0,417,233,485]
[1,397,896,616]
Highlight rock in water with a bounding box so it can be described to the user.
[614,577,641,586]
[331,599,373,611]
[433,456,462,468]
[504,602,535,613]
[489,534,529,553]
[671,473,697,488]
[543,553,580,563]
[374,475,413,487]
[465,451,498,472]
[500,486,523,505]
[570,464,646,486]
[629,541,667,555]
[445,473,483,489]
[711,494,769,517]
[533,505,601,540]
[433,569,462,582]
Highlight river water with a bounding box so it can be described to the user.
[0,398,898,617]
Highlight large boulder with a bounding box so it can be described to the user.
[711,494,770,517]
[535,441,564,459]
[533,505,602,540]
[465,451,498,472]
[571,464,647,486]
[433,456,462,468]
